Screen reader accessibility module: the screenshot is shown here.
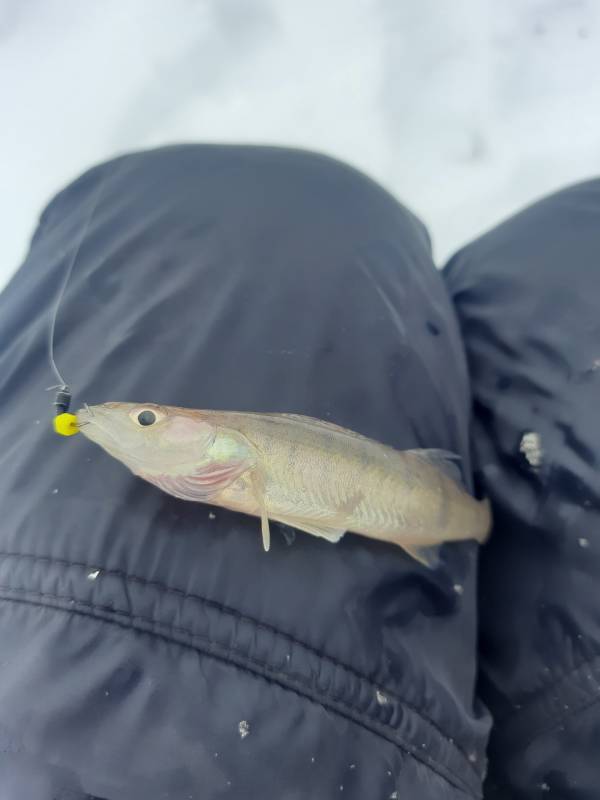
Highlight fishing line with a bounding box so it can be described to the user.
[47,172,106,422]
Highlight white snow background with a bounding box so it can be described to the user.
[2,0,600,290]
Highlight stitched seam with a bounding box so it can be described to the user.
[0,549,479,775]
[496,653,600,728]
[524,692,600,751]
[0,587,480,799]
[491,655,600,750]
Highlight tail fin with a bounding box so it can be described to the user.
[476,497,492,543]
[402,543,443,569]
[402,498,491,569]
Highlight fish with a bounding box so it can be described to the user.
[76,402,491,567]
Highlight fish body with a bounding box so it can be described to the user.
[76,403,491,565]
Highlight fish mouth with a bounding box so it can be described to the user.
[74,403,94,431]
[76,405,111,439]
[76,406,130,454]
[75,405,152,469]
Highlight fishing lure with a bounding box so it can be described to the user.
[47,172,106,437]
[48,257,77,435]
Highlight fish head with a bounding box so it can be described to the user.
[76,402,217,474]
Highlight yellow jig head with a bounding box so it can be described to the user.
[54,412,79,436]
[52,386,79,436]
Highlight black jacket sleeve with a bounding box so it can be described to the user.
[0,145,489,799]
[445,179,600,799]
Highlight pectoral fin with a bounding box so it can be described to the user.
[140,458,252,502]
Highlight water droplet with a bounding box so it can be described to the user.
[208,512,216,520]
[226,780,231,787]
[285,654,291,662]
[376,689,389,706]
[87,569,100,581]
[214,752,219,759]
[386,770,392,777]
[468,752,477,763]
[578,537,589,548]
[390,793,399,800]
[51,488,59,495]
[34,419,41,425]
[238,720,250,739]
[540,782,550,792]
[310,756,315,763]
[339,785,344,792]
[104,690,110,697]
[519,432,543,467]
[349,763,356,770]
[453,583,464,595]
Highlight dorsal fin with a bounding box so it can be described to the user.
[405,448,464,487]
[250,413,376,444]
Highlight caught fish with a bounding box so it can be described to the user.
[76,403,491,566]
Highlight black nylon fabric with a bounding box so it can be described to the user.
[0,145,489,800]
[445,180,600,799]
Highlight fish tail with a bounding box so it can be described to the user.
[474,496,492,543]
[402,496,491,569]
[401,542,443,569]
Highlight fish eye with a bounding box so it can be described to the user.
[138,410,156,426]
[129,407,165,427]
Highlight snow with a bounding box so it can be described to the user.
[375,689,390,705]
[520,432,544,468]
[2,0,599,291]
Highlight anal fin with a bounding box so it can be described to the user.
[272,513,346,544]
